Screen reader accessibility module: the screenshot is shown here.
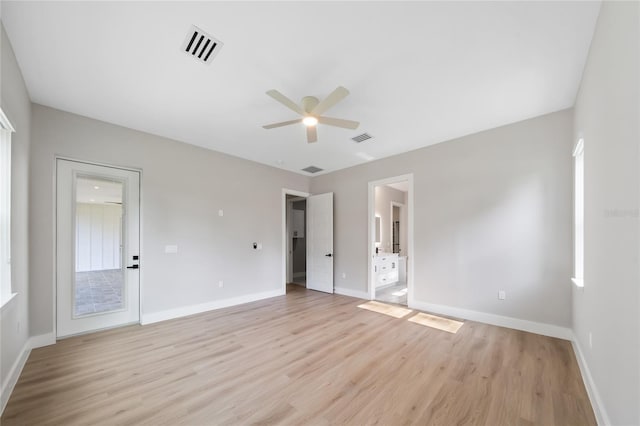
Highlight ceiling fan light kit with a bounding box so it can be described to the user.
[263,86,360,143]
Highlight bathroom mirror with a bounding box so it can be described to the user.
[375,216,381,243]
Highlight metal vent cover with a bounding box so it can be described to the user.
[352,133,372,143]
[182,25,223,64]
[302,166,323,174]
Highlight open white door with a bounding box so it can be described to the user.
[56,159,140,337]
[306,192,333,293]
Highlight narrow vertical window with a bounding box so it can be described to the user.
[0,109,15,305]
[573,138,584,287]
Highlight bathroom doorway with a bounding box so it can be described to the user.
[368,175,413,306]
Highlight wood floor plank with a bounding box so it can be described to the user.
[1,285,596,425]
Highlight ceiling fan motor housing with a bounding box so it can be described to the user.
[302,96,320,114]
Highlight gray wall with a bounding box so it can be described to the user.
[312,109,573,327]
[29,105,309,336]
[0,24,31,404]
[572,1,640,424]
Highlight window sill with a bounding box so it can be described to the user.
[0,292,17,312]
[572,278,584,288]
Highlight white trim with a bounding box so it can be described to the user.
[572,277,584,288]
[0,332,55,415]
[409,299,573,340]
[0,109,16,132]
[0,292,17,311]
[334,287,369,300]
[141,289,283,325]
[571,334,610,426]
[0,340,29,414]
[30,332,56,349]
[573,137,585,157]
[367,174,414,304]
[281,188,310,294]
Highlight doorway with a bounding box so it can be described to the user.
[56,159,140,337]
[287,195,307,288]
[368,175,413,306]
[282,189,334,295]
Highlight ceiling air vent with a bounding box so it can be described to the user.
[182,25,223,64]
[302,166,323,174]
[352,133,372,143]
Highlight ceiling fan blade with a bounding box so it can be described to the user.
[266,90,304,115]
[311,86,350,116]
[318,116,360,130]
[262,118,303,129]
[306,126,318,143]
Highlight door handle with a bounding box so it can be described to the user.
[126,264,139,269]
[325,253,332,257]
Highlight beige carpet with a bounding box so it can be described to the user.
[408,312,464,333]
[357,301,413,318]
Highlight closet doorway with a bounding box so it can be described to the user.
[287,195,307,288]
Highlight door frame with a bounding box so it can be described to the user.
[281,188,310,294]
[53,156,144,339]
[367,174,414,304]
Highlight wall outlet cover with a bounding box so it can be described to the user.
[165,245,178,254]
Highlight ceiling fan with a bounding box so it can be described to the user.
[262,86,359,143]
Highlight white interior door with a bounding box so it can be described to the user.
[56,159,140,337]
[306,192,333,293]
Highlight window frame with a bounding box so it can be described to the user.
[572,137,585,288]
[0,108,15,308]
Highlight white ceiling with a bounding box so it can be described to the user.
[2,1,600,176]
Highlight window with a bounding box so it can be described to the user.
[572,138,584,287]
[0,109,15,306]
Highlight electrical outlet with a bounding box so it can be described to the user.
[218,209,224,217]
[342,272,347,279]
[589,332,592,349]
[219,281,224,288]
[498,290,506,300]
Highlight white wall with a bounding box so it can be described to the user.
[0,23,31,409]
[75,203,122,272]
[29,105,309,336]
[572,2,640,425]
[312,109,573,328]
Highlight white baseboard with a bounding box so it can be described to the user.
[0,339,30,415]
[571,335,610,426]
[0,332,56,415]
[141,289,284,325]
[334,287,369,300]
[409,300,573,340]
[30,332,56,349]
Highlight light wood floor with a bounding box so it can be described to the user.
[2,285,595,425]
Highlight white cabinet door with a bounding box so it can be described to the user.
[306,192,333,294]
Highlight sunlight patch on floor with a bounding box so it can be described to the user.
[357,300,413,318]
[408,312,464,333]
